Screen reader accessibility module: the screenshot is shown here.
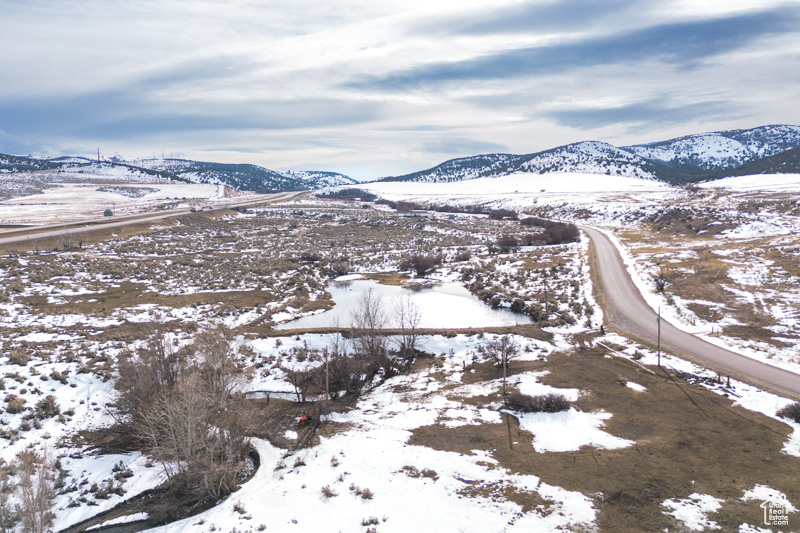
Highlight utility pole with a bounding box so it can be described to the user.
[502,347,508,398]
[544,280,549,317]
[324,348,330,401]
[657,307,661,367]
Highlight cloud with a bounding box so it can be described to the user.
[541,99,742,131]
[416,137,508,155]
[0,131,48,156]
[350,6,800,90]
[420,0,648,35]
[0,86,381,141]
[0,2,798,177]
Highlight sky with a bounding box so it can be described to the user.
[1,0,799,180]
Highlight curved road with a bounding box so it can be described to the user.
[582,225,800,399]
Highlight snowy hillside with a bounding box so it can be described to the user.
[0,155,357,193]
[378,153,526,183]
[518,141,656,179]
[624,125,800,172]
[284,170,358,188]
[377,124,800,185]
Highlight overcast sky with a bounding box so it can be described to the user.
[2,0,799,180]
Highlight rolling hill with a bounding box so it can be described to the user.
[0,155,357,192]
[376,125,800,185]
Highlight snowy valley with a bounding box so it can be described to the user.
[1,133,800,532]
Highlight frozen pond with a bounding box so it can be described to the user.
[277,279,531,329]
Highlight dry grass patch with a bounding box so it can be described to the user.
[410,346,800,532]
[363,272,409,285]
[20,283,276,319]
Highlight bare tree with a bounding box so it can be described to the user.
[60,231,75,251]
[193,325,249,414]
[481,335,519,398]
[393,294,422,361]
[141,376,208,478]
[286,367,315,403]
[0,460,18,533]
[15,450,55,533]
[112,324,257,512]
[112,321,183,446]
[482,335,519,368]
[496,234,520,253]
[351,289,387,361]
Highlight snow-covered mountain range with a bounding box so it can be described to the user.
[0,155,357,191]
[2,125,799,192]
[377,125,800,185]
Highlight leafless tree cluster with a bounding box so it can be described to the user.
[480,335,519,368]
[112,324,257,515]
[399,254,442,277]
[496,234,521,253]
[0,451,56,533]
[283,291,422,403]
[393,294,422,360]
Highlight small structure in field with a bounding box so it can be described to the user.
[103,209,114,217]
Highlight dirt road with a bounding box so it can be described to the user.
[582,225,800,399]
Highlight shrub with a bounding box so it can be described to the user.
[777,402,800,423]
[399,254,441,277]
[510,299,526,314]
[329,261,352,276]
[360,488,374,500]
[5,396,25,414]
[496,234,520,253]
[7,349,30,366]
[506,392,570,413]
[488,209,517,220]
[35,396,60,419]
[520,216,548,227]
[454,249,472,262]
[6,279,23,293]
[49,371,68,385]
[321,485,337,498]
[299,252,321,263]
[654,272,668,292]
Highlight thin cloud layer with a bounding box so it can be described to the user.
[1,0,798,179]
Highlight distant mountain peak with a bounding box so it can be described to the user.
[376,124,800,185]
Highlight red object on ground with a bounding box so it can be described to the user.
[298,412,314,426]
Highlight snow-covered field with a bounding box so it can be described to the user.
[699,173,800,193]
[2,175,800,532]
[357,172,677,211]
[0,182,254,225]
[348,173,800,375]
